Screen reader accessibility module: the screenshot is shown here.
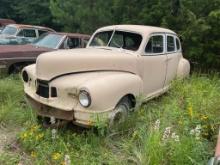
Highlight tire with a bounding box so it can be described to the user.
[109,97,132,128]
[9,64,25,74]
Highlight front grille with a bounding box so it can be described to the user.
[36,80,49,98]
[51,87,57,97]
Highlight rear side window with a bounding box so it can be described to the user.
[68,37,81,49]
[17,29,36,38]
[167,36,175,52]
[176,38,181,50]
[145,35,164,54]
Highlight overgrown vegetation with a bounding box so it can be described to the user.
[0,74,219,164]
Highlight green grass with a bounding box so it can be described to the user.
[0,74,220,165]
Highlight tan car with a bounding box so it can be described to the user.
[22,25,190,127]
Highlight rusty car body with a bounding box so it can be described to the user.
[22,25,190,127]
[0,32,90,74]
[0,24,55,45]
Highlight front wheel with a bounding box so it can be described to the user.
[109,97,132,128]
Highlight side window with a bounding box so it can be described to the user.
[63,37,81,49]
[17,29,36,38]
[38,30,48,36]
[68,37,80,49]
[176,38,181,51]
[145,35,164,54]
[167,35,175,52]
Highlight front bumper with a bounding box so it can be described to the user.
[25,93,112,127]
[26,94,74,120]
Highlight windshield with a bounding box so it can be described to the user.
[33,33,64,49]
[1,26,17,35]
[89,30,142,51]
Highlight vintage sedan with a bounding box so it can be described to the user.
[0,32,90,74]
[22,25,190,127]
[0,24,55,45]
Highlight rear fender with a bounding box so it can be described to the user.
[177,58,190,78]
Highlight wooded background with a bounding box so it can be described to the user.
[1,0,220,70]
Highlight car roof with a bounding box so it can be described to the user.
[50,32,90,39]
[0,19,16,25]
[96,25,176,36]
[7,24,55,32]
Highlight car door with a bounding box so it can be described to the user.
[164,34,182,86]
[141,33,167,97]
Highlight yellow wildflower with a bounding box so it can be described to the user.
[178,120,183,125]
[60,161,65,165]
[35,133,44,140]
[188,105,193,118]
[201,115,208,120]
[30,125,40,132]
[52,152,61,160]
[21,132,28,139]
[31,151,37,158]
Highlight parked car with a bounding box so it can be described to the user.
[22,25,190,127]
[0,19,16,33]
[0,24,55,45]
[0,32,90,74]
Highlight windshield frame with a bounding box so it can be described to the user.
[88,29,143,52]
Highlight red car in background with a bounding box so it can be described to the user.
[0,32,90,74]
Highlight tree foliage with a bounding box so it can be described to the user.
[0,0,220,70]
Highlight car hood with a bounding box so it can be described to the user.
[0,44,53,59]
[36,48,139,80]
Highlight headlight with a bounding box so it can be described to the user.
[79,90,91,107]
[22,70,29,83]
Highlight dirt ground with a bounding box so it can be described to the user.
[0,126,19,153]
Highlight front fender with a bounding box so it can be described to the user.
[76,71,143,112]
